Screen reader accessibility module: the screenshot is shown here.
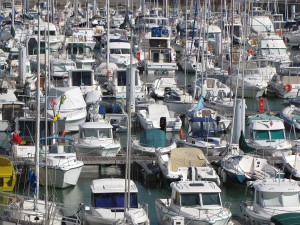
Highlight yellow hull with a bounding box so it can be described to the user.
[0,157,16,192]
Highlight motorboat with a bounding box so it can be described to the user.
[157,147,220,185]
[149,77,179,99]
[155,180,232,225]
[243,113,292,157]
[132,129,177,155]
[282,153,300,180]
[47,87,87,132]
[241,178,300,224]
[220,154,284,185]
[82,178,149,225]
[267,67,300,98]
[39,137,84,188]
[280,104,300,130]
[0,156,16,191]
[185,117,228,156]
[136,104,182,132]
[73,121,121,157]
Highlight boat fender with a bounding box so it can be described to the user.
[217,167,222,177]
[284,84,292,92]
[179,128,184,140]
[61,130,66,137]
[221,170,227,184]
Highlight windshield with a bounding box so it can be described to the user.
[80,128,111,138]
[180,193,221,207]
[258,191,300,207]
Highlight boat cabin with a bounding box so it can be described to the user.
[170,181,223,208]
[90,178,138,209]
[79,122,113,139]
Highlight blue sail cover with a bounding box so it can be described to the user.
[94,193,138,208]
[140,129,166,148]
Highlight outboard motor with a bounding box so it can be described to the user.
[160,117,166,131]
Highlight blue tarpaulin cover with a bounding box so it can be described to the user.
[140,129,166,147]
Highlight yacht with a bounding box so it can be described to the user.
[155,180,232,225]
[82,178,149,225]
[138,25,177,85]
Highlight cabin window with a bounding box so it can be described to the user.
[261,192,281,207]
[254,130,269,140]
[181,193,199,207]
[282,192,300,207]
[202,193,221,206]
[117,71,127,86]
[81,128,111,138]
[153,52,160,62]
[71,71,92,86]
[270,130,285,140]
[93,193,138,208]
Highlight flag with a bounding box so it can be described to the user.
[50,97,57,106]
[60,95,66,104]
[10,26,15,37]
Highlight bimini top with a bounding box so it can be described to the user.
[170,181,221,193]
[250,179,300,193]
[90,178,138,194]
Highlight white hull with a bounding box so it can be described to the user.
[74,144,120,157]
[155,199,231,225]
[39,165,83,188]
[132,139,177,155]
[164,101,196,116]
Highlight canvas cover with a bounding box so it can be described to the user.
[48,87,86,110]
[169,147,206,171]
[270,213,300,225]
[140,129,166,147]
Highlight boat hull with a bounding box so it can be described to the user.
[39,165,83,188]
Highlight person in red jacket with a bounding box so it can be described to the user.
[12,131,22,145]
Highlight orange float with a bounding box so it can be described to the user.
[179,128,184,140]
[284,84,292,92]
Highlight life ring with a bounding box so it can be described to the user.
[179,128,184,140]
[284,84,292,92]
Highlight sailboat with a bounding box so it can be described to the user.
[81,1,150,224]
[0,4,81,225]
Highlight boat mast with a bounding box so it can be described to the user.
[34,0,41,210]
[106,0,110,71]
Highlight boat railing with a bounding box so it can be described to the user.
[0,191,83,225]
